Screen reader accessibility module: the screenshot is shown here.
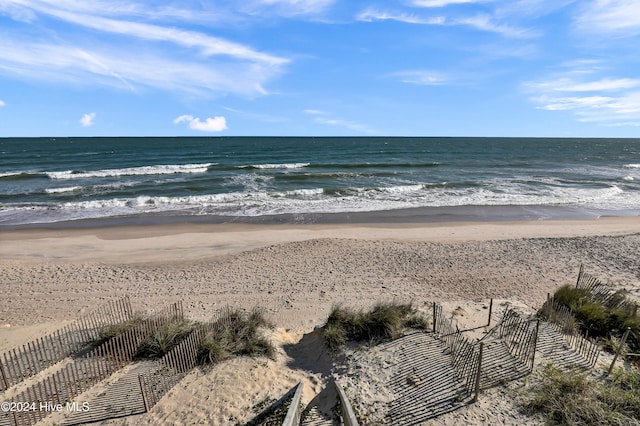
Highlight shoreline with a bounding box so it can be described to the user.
[1,216,640,264]
[2,203,638,231]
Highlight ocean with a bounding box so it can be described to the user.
[1,137,639,228]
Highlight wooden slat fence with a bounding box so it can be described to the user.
[476,310,539,388]
[138,305,274,412]
[4,302,182,426]
[0,297,133,393]
[576,265,638,313]
[138,326,206,411]
[488,310,539,371]
[432,303,480,398]
[539,298,600,368]
[434,304,539,397]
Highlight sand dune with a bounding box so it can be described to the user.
[1,218,639,424]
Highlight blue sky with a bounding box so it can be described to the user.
[0,0,639,137]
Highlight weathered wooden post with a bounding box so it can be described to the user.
[576,264,583,288]
[432,302,437,334]
[486,299,493,327]
[607,327,631,376]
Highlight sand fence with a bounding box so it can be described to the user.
[0,301,183,426]
[0,297,133,393]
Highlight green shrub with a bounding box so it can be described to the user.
[549,283,640,359]
[575,303,609,336]
[553,285,588,311]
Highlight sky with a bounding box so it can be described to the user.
[0,0,639,137]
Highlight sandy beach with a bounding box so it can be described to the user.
[1,216,639,424]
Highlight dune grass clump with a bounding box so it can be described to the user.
[93,312,147,347]
[136,318,195,359]
[321,302,430,352]
[197,307,275,365]
[520,364,640,425]
[549,284,640,359]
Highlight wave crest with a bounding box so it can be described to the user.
[47,163,214,179]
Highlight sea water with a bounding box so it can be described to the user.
[1,137,639,228]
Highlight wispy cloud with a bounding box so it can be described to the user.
[304,109,376,134]
[245,0,335,17]
[174,115,228,132]
[223,106,289,123]
[80,112,96,127]
[357,9,445,25]
[356,8,535,38]
[525,63,640,126]
[0,99,5,107]
[411,0,481,7]
[392,70,449,85]
[0,39,280,96]
[457,14,538,38]
[0,1,289,97]
[530,77,640,92]
[575,0,640,36]
[495,0,577,19]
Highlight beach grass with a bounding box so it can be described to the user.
[551,284,640,359]
[321,302,430,352]
[520,364,640,425]
[94,312,147,347]
[197,307,275,365]
[136,318,195,359]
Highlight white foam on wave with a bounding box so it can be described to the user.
[5,179,639,226]
[45,186,83,194]
[379,184,424,194]
[624,164,640,168]
[226,174,273,192]
[239,163,310,170]
[284,188,324,197]
[47,163,214,179]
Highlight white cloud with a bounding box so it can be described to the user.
[13,3,286,66]
[0,38,282,97]
[495,0,577,19]
[356,8,534,38]
[532,78,640,92]
[357,9,445,25]
[576,0,640,36]
[0,99,5,107]
[455,14,537,38]
[0,1,288,97]
[525,66,640,126]
[314,117,376,134]
[80,112,96,127]
[412,0,480,7]
[174,115,228,132]
[247,0,334,16]
[393,70,449,85]
[303,109,375,133]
